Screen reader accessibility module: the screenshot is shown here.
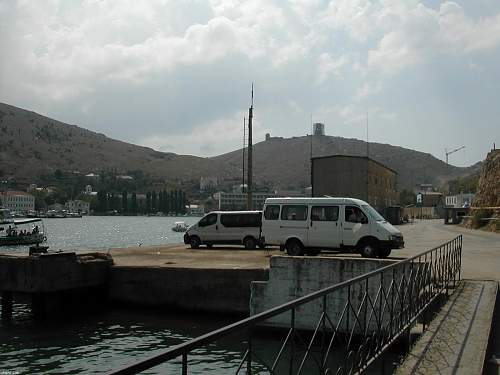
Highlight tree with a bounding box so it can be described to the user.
[131,192,137,215]
[152,191,157,213]
[399,189,416,206]
[146,192,151,214]
[122,190,128,213]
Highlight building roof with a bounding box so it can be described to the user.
[311,154,398,175]
[0,191,33,196]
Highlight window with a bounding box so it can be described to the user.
[345,206,368,224]
[264,205,280,220]
[199,213,217,227]
[311,206,339,221]
[281,205,308,221]
[221,213,261,227]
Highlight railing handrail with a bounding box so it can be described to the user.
[110,235,462,374]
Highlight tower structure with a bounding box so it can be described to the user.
[246,85,254,210]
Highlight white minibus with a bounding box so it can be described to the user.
[261,197,404,258]
[184,211,263,249]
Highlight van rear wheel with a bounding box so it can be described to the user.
[243,236,257,250]
[286,239,304,256]
[359,240,379,258]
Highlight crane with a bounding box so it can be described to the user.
[445,146,465,165]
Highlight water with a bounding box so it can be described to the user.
[0,303,247,374]
[0,216,399,373]
[0,216,200,253]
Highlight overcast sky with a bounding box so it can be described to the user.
[1,0,499,167]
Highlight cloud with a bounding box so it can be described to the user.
[138,110,266,157]
[316,53,349,84]
[367,1,500,74]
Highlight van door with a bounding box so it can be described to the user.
[341,205,371,247]
[308,205,341,249]
[262,204,281,245]
[279,204,309,246]
[196,213,219,243]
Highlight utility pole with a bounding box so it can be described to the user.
[246,84,254,210]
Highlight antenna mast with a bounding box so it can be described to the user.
[242,117,246,193]
[246,84,254,210]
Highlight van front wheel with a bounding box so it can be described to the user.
[286,239,304,256]
[190,236,201,249]
[359,240,379,258]
[243,236,257,250]
[378,248,391,258]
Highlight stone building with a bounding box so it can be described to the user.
[311,155,398,211]
[0,191,35,214]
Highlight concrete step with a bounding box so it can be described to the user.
[396,280,498,375]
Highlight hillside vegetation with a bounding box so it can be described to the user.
[0,102,481,191]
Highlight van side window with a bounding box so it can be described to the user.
[311,206,339,221]
[221,213,262,227]
[199,213,217,227]
[345,206,368,224]
[264,205,280,220]
[281,205,308,221]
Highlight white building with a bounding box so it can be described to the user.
[214,192,275,211]
[445,193,475,208]
[66,200,90,214]
[0,191,35,214]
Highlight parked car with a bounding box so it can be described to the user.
[261,197,404,258]
[184,211,263,249]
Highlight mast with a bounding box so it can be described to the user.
[242,117,246,193]
[247,84,253,210]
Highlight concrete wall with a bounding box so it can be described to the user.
[250,256,401,333]
[0,253,112,293]
[312,155,398,211]
[109,266,269,315]
[312,156,368,200]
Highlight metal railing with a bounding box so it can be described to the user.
[110,235,462,375]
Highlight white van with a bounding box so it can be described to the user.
[183,211,263,249]
[261,197,404,258]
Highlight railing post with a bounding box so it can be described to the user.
[289,308,295,375]
[458,236,462,282]
[247,327,252,375]
[322,295,327,371]
[182,353,187,375]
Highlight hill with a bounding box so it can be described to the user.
[211,135,482,190]
[0,102,481,191]
[0,102,238,185]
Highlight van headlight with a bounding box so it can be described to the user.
[390,234,402,241]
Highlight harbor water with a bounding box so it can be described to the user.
[0,216,398,374]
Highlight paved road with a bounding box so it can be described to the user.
[396,220,500,281]
[111,220,499,280]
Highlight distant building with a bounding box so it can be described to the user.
[313,123,325,136]
[48,203,65,212]
[117,175,134,180]
[66,200,90,214]
[84,185,93,194]
[0,191,35,214]
[187,204,205,216]
[214,191,275,211]
[85,173,100,179]
[311,155,398,211]
[200,177,218,191]
[445,193,475,208]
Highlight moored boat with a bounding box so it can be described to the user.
[0,218,47,246]
[172,221,189,232]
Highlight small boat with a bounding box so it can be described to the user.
[172,221,189,232]
[0,218,47,246]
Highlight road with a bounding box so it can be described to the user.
[111,220,499,280]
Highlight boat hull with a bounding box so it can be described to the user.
[0,234,46,246]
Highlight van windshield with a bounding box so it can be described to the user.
[361,205,386,222]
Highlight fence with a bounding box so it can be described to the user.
[110,235,462,375]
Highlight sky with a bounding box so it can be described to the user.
[1,0,500,167]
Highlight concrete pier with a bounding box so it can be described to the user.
[0,252,112,319]
[250,255,399,332]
